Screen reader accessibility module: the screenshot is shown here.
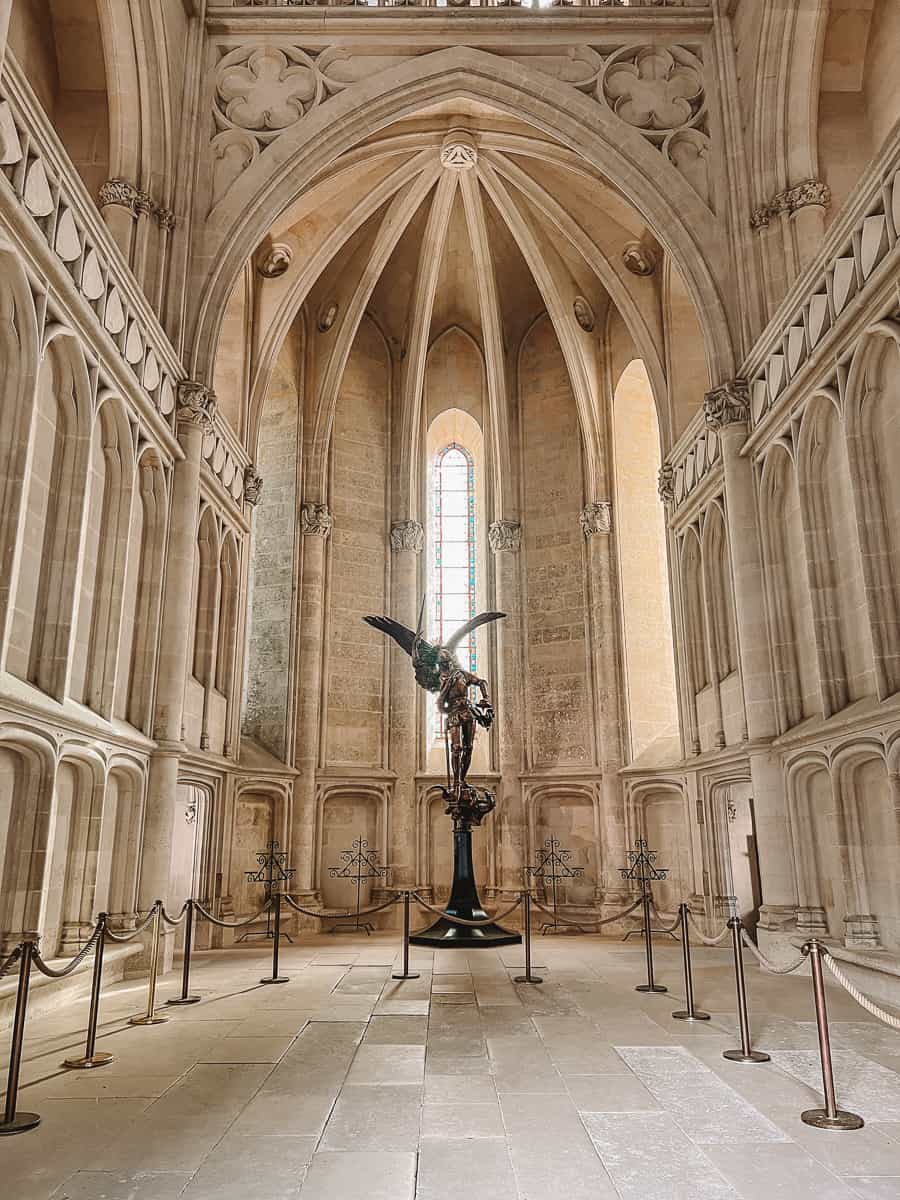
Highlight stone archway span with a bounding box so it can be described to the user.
[191,46,736,390]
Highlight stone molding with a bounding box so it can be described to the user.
[258,243,293,277]
[703,379,750,430]
[488,519,522,553]
[98,177,176,229]
[579,502,612,537]
[243,464,264,506]
[390,520,425,553]
[750,179,831,230]
[658,464,675,505]
[301,502,333,537]
[176,381,217,435]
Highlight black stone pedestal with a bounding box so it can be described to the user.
[410,828,521,948]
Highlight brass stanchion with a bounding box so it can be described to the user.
[392,892,420,981]
[636,890,667,994]
[0,938,41,1135]
[514,892,543,984]
[129,902,168,1025]
[64,915,114,1068]
[260,893,288,984]
[723,917,769,1063]
[672,903,709,1022]
[167,900,201,1005]
[801,940,863,1130]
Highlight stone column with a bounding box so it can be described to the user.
[98,179,139,265]
[489,520,525,896]
[139,382,215,913]
[704,381,796,944]
[787,181,830,273]
[388,520,423,890]
[580,502,629,907]
[0,0,12,73]
[290,502,332,896]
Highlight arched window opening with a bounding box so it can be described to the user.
[431,442,477,675]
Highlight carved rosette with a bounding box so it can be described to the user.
[579,502,612,537]
[301,502,333,538]
[657,464,675,505]
[390,520,425,553]
[243,464,263,507]
[258,243,293,278]
[176,381,217,436]
[703,380,750,431]
[488,519,522,553]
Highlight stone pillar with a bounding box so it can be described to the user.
[290,502,332,896]
[98,179,139,265]
[788,181,830,272]
[139,382,215,912]
[704,381,796,945]
[0,0,12,73]
[388,520,423,889]
[580,502,628,906]
[489,520,525,895]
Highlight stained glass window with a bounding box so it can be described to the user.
[431,443,477,675]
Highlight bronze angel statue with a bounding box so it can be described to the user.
[363,608,505,813]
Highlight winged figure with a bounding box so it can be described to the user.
[363,610,505,798]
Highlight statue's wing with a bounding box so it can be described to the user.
[443,611,506,652]
[363,615,418,657]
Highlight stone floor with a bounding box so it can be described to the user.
[3,933,900,1199]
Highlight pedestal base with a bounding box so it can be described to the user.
[801,1107,864,1130]
[409,826,521,949]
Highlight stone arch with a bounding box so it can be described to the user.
[71,392,135,716]
[844,323,900,699]
[680,527,709,697]
[0,247,40,654]
[192,506,221,686]
[758,442,820,730]
[526,782,600,908]
[787,753,843,939]
[626,780,692,916]
[231,781,289,919]
[46,747,106,954]
[6,332,92,699]
[118,446,168,732]
[192,48,735,392]
[832,742,896,948]
[701,502,738,684]
[102,759,146,929]
[0,726,57,950]
[315,784,389,909]
[796,391,875,715]
[216,531,241,754]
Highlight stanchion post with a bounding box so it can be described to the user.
[636,889,667,994]
[723,916,769,1063]
[392,892,420,981]
[261,893,288,984]
[0,938,41,1135]
[167,900,201,1005]
[801,940,864,1130]
[672,903,709,1022]
[64,915,115,1069]
[514,892,543,984]
[129,901,168,1025]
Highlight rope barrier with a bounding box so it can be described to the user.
[192,899,273,929]
[686,910,731,946]
[823,953,900,1030]
[104,906,160,943]
[282,893,400,920]
[739,930,807,975]
[648,901,683,938]
[530,894,643,929]
[0,944,22,980]
[31,923,103,980]
[160,901,189,927]
[411,891,522,928]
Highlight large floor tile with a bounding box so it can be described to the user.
[299,1152,417,1200]
[416,1137,518,1200]
[320,1084,423,1151]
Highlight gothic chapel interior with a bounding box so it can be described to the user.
[2,0,900,1196]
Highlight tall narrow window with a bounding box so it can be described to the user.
[431,443,477,673]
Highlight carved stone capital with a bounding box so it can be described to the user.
[176,381,217,435]
[243,464,263,507]
[658,463,675,505]
[751,179,830,229]
[390,520,424,553]
[133,189,155,218]
[440,130,478,171]
[580,502,612,537]
[301,502,333,537]
[488,519,522,553]
[155,206,177,232]
[98,178,139,212]
[703,379,750,430]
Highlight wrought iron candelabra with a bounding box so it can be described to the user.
[328,836,388,934]
[620,837,669,993]
[237,840,296,943]
[525,836,585,933]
